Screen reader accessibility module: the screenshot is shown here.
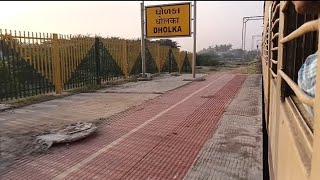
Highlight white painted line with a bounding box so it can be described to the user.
[53,74,227,180]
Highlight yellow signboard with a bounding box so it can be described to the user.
[145,2,191,38]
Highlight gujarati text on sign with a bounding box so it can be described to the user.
[145,3,191,38]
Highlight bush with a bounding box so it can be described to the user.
[242,50,260,61]
[196,54,219,66]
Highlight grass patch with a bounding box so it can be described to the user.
[67,84,104,94]
[127,75,138,82]
[209,67,218,71]
[105,76,138,85]
[170,72,180,77]
[241,60,262,74]
[151,73,161,78]
[247,65,258,74]
[7,94,68,109]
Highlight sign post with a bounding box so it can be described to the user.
[192,1,196,78]
[141,1,146,78]
[143,2,195,77]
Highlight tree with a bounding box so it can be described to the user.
[151,39,180,48]
[242,50,259,61]
[196,53,219,66]
[223,48,245,58]
[213,43,233,52]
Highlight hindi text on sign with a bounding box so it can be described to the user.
[156,17,179,25]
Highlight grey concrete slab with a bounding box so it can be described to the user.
[98,73,207,94]
[0,104,11,112]
[184,75,262,180]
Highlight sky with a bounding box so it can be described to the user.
[0,1,264,52]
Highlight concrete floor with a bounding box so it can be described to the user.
[184,75,262,180]
[0,73,263,180]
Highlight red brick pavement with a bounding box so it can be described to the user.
[1,73,246,180]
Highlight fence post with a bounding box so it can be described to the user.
[178,52,182,74]
[123,40,128,78]
[169,49,172,73]
[157,44,160,74]
[53,34,62,94]
[95,37,101,85]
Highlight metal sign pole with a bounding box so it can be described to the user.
[243,21,247,51]
[192,1,197,79]
[144,2,192,78]
[242,16,263,51]
[242,19,245,50]
[141,1,146,78]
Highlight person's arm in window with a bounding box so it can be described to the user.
[292,1,320,14]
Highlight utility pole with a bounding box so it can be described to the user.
[241,16,263,51]
[141,1,146,78]
[192,1,197,78]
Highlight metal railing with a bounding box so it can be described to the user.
[269,1,280,77]
[0,29,192,101]
[279,19,318,108]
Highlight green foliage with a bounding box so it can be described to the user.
[242,50,260,61]
[213,43,233,52]
[9,94,61,108]
[150,39,180,48]
[226,49,245,58]
[199,43,233,54]
[197,43,261,65]
[68,84,103,93]
[196,54,219,66]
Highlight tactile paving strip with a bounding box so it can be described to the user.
[1,73,246,180]
[184,75,262,180]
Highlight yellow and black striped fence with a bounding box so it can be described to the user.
[0,29,192,101]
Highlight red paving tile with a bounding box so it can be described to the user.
[1,73,246,180]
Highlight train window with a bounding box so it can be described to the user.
[270,1,280,78]
[281,2,318,131]
[263,19,269,64]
